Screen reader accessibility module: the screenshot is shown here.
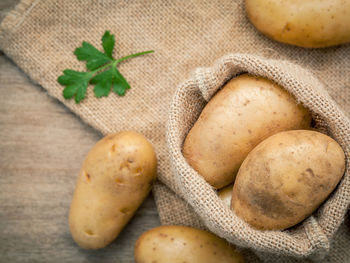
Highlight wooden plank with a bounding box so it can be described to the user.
[0,2,160,262]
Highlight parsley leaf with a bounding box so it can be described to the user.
[112,67,130,96]
[90,68,113,97]
[74,42,112,71]
[57,31,154,103]
[90,63,131,97]
[102,31,115,59]
[58,70,92,103]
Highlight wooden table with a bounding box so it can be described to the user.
[0,1,160,262]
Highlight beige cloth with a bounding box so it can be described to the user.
[0,0,349,262]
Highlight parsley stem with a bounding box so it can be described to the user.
[87,50,154,84]
[116,50,154,64]
[90,50,154,77]
[91,62,114,75]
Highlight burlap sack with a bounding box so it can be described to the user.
[166,53,350,261]
[0,0,349,262]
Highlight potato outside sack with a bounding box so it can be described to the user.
[245,0,350,48]
[134,225,245,263]
[69,131,157,249]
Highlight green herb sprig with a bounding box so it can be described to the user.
[57,31,154,103]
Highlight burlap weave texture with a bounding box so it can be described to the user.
[0,0,349,262]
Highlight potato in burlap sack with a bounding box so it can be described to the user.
[166,53,350,261]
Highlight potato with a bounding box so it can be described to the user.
[218,184,234,207]
[69,131,157,249]
[183,74,311,189]
[245,0,350,48]
[232,130,345,230]
[134,225,245,263]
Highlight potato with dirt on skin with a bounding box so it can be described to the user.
[245,0,350,48]
[183,74,311,189]
[232,130,345,230]
[69,131,157,249]
[134,225,245,263]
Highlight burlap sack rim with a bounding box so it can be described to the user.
[166,53,350,259]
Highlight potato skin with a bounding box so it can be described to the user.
[245,0,350,48]
[134,225,245,263]
[183,74,311,189]
[218,184,234,207]
[69,131,157,249]
[232,130,345,230]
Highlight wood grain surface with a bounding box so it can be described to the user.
[0,1,160,262]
